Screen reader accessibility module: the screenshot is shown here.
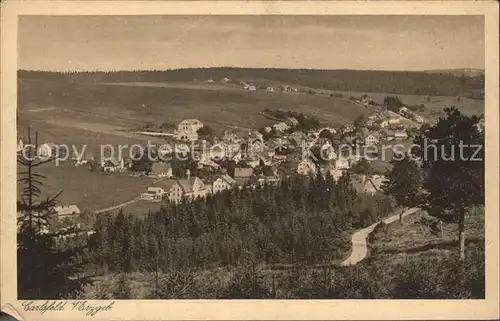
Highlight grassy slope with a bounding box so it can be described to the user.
[19,68,484,97]
[368,207,485,263]
[18,78,374,134]
[17,161,156,212]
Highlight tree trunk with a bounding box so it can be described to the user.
[458,208,466,260]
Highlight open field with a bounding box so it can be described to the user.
[334,90,484,119]
[17,111,167,156]
[19,68,483,97]
[17,161,155,212]
[18,78,375,135]
[368,207,484,258]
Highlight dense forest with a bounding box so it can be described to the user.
[18,68,484,97]
[84,172,393,275]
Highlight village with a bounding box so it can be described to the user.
[16,88,429,234]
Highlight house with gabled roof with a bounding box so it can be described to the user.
[51,205,81,217]
[168,177,210,204]
[363,132,380,146]
[212,174,237,193]
[351,174,386,195]
[297,158,317,176]
[148,162,172,178]
[101,157,124,172]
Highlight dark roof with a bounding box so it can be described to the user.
[219,174,236,185]
[175,177,199,193]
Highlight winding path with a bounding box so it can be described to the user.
[340,207,420,266]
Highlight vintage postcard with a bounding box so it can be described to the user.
[1,1,499,320]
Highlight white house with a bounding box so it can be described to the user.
[175,119,204,142]
[388,117,401,125]
[285,117,299,127]
[399,106,409,114]
[168,177,210,204]
[51,205,81,217]
[334,157,351,170]
[140,187,165,202]
[37,142,58,158]
[212,174,237,194]
[297,158,317,176]
[273,122,290,132]
[148,162,173,178]
[364,132,380,146]
[101,157,124,172]
[394,130,408,140]
[266,86,275,92]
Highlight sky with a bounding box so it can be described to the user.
[18,15,485,72]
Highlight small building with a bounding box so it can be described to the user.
[51,205,81,217]
[352,174,386,195]
[341,124,355,134]
[175,119,204,142]
[140,187,165,202]
[285,117,299,127]
[333,157,351,170]
[364,132,380,146]
[212,174,237,194]
[394,130,408,140]
[101,158,124,172]
[37,142,58,158]
[399,106,409,115]
[168,177,210,204]
[383,129,395,141]
[266,86,275,92]
[273,122,290,132]
[149,162,172,178]
[297,158,317,176]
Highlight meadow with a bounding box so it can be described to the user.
[17,160,155,213]
[334,90,484,119]
[18,78,374,136]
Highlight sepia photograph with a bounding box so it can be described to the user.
[1,1,499,320]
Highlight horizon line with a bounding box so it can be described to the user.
[17,66,486,74]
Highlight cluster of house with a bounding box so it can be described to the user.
[237,81,299,93]
[134,115,394,205]
[397,106,425,123]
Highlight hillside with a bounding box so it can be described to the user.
[17,77,374,134]
[18,68,484,97]
[424,68,485,78]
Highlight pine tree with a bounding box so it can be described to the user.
[17,128,92,299]
[413,107,484,260]
[382,152,423,220]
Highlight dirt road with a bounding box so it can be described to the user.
[340,207,420,266]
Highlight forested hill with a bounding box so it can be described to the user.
[18,68,484,97]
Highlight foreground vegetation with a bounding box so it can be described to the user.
[83,242,484,299]
[85,173,393,275]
